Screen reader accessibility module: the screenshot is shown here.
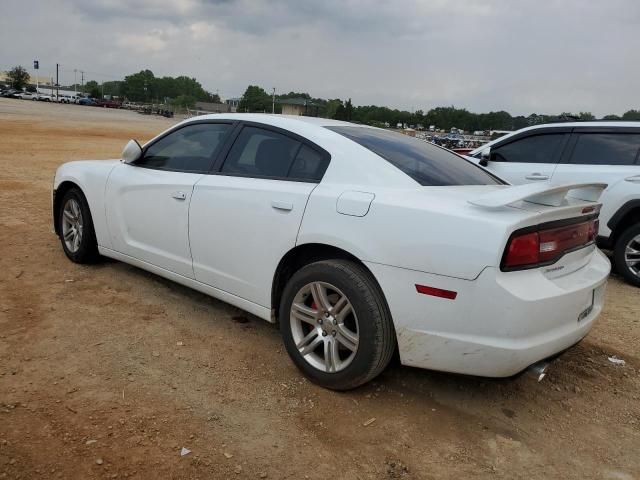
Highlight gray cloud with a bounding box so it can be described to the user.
[2,0,639,116]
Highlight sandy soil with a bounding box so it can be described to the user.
[0,99,638,480]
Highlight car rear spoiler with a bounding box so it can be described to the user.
[469,183,607,210]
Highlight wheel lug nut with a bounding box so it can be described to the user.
[318,318,323,324]
[322,330,327,337]
[331,330,337,336]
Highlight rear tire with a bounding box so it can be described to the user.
[279,259,395,390]
[57,187,100,264]
[613,223,640,287]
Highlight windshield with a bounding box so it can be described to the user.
[327,126,503,186]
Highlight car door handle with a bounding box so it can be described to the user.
[271,200,293,211]
[625,175,640,183]
[525,173,549,181]
[171,191,187,200]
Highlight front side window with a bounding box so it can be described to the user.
[491,134,566,164]
[327,126,501,186]
[138,123,231,173]
[222,126,302,179]
[568,133,640,165]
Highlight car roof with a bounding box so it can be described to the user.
[469,121,640,155]
[181,113,365,129]
[149,113,419,188]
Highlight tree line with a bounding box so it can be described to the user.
[238,85,640,131]
[4,65,640,130]
[84,70,221,107]
[2,66,220,108]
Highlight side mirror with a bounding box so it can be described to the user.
[479,148,491,167]
[121,139,142,164]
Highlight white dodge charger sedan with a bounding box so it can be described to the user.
[53,114,610,390]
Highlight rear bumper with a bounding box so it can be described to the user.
[366,248,610,377]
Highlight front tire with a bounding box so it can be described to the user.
[279,260,395,390]
[614,223,640,287]
[57,188,99,263]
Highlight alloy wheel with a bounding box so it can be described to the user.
[61,198,84,253]
[625,234,640,278]
[289,281,359,373]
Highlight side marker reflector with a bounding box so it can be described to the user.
[415,284,457,300]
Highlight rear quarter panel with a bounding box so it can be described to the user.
[297,185,529,280]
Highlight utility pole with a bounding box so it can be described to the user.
[272,87,275,114]
[74,69,77,96]
[33,60,39,95]
[80,71,84,94]
[56,63,59,101]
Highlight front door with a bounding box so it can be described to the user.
[483,133,568,184]
[105,122,233,277]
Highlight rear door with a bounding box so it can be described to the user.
[551,128,640,237]
[189,123,330,307]
[484,131,569,184]
[551,129,640,184]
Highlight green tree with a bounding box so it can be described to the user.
[322,99,343,119]
[121,70,156,102]
[238,85,271,112]
[578,112,595,121]
[333,102,347,120]
[172,95,196,109]
[102,80,123,98]
[622,109,640,121]
[84,80,101,98]
[602,114,621,120]
[345,98,353,121]
[7,66,30,90]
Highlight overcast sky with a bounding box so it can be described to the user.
[2,0,639,116]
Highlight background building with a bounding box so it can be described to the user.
[277,98,319,117]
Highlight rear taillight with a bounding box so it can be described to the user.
[502,217,599,270]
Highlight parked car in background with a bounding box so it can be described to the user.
[94,98,121,108]
[78,97,96,106]
[57,94,77,104]
[52,114,609,389]
[0,89,20,98]
[17,91,36,100]
[4,89,24,100]
[468,122,640,286]
[36,93,53,102]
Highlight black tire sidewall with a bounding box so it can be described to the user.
[58,188,98,263]
[279,260,390,390]
[614,223,640,287]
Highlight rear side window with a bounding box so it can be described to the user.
[327,126,501,186]
[222,127,300,178]
[567,133,640,165]
[491,134,566,164]
[288,145,330,182]
[221,126,330,181]
[140,123,231,173]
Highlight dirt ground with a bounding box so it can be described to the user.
[0,99,638,480]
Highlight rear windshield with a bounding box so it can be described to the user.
[327,126,503,186]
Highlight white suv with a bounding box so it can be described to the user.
[468,121,640,286]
